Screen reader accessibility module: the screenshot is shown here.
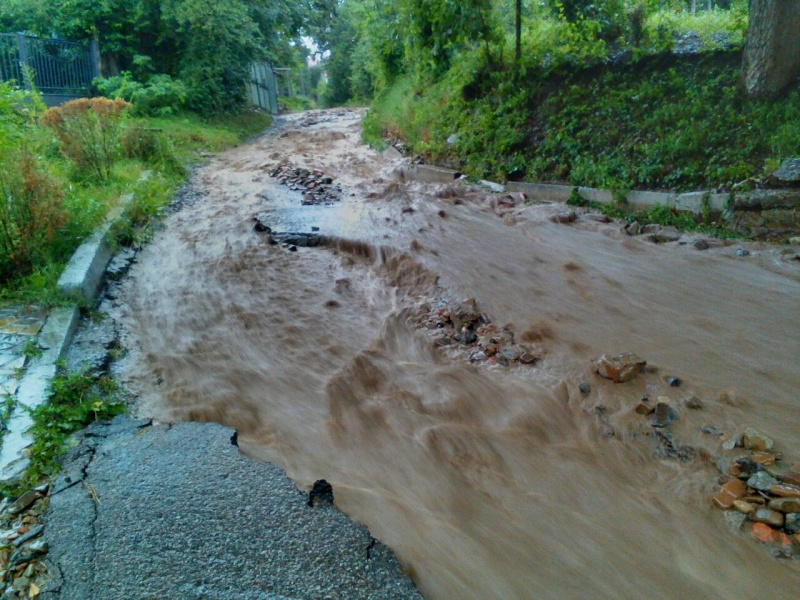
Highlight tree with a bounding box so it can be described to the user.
[743,0,800,98]
[400,0,498,74]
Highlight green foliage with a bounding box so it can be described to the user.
[121,127,184,175]
[0,152,69,281]
[362,75,425,149]
[368,49,800,193]
[20,367,125,487]
[40,97,132,182]
[94,73,188,117]
[526,55,798,190]
[552,0,628,44]
[645,3,748,49]
[21,339,42,360]
[1,0,329,115]
[161,0,263,114]
[0,76,270,303]
[111,170,180,248]
[279,95,315,112]
[400,0,500,75]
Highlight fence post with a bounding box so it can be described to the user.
[15,33,30,89]
[269,67,278,115]
[90,38,101,79]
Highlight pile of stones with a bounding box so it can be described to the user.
[712,427,800,557]
[414,298,539,367]
[0,485,51,598]
[268,164,343,205]
[593,353,798,557]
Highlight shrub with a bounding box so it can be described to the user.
[94,72,188,116]
[40,97,131,181]
[121,127,184,175]
[0,152,67,281]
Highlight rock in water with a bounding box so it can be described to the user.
[595,353,647,383]
[626,222,642,236]
[723,511,748,532]
[685,397,704,410]
[742,427,774,452]
[749,508,785,528]
[647,228,681,244]
[701,425,724,436]
[785,513,800,534]
[768,498,800,513]
[308,480,334,507]
[747,471,779,492]
[651,402,678,428]
[550,210,578,224]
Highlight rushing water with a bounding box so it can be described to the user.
[113,110,800,598]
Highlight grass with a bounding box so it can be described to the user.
[0,107,272,307]
[144,109,274,162]
[0,366,126,498]
[565,189,739,239]
[365,51,800,195]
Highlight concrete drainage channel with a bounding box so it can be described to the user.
[0,195,132,483]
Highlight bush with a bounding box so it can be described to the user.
[121,127,184,175]
[40,97,131,181]
[0,152,68,282]
[94,73,188,116]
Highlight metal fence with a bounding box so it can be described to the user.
[248,62,279,115]
[0,33,99,104]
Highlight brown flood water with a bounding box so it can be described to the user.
[113,110,800,598]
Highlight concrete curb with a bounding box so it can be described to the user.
[0,307,80,481]
[0,193,134,483]
[56,223,115,301]
[57,193,133,302]
[506,181,731,213]
[397,164,461,185]
[397,164,732,215]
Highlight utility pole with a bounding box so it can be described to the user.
[515,0,522,62]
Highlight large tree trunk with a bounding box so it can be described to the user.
[743,0,800,98]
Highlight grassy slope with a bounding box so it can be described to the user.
[364,52,799,193]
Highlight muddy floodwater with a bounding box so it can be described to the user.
[112,110,800,598]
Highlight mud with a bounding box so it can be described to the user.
[110,109,800,598]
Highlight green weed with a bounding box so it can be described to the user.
[21,339,42,360]
[3,367,126,496]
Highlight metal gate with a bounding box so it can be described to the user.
[248,62,279,115]
[0,33,100,106]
